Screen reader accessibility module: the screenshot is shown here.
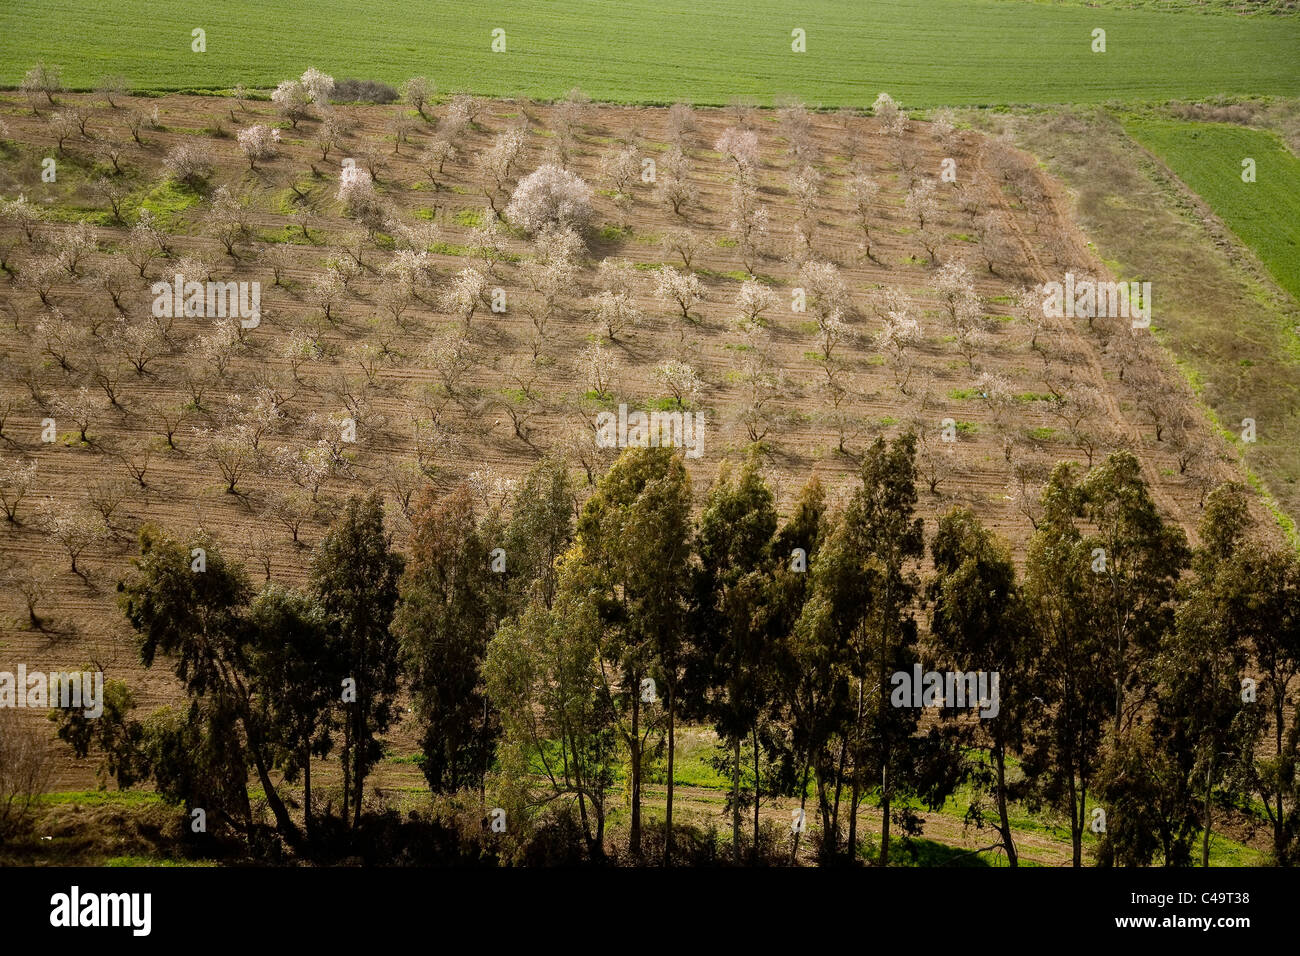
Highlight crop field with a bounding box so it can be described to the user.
[0,86,1260,862]
[1123,117,1300,302]
[2,0,1299,107]
[1,0,1299,891]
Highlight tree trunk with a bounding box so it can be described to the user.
[994,741,1017,867]
[303,745,313,841]
[352,704,364,829]
[341,729,351,827]
[630,689,641,861]
[1201,757,1213,868]
[1275,695,1286,864]
[847,778,861,864]
[879,763,890,867]
[732,734,742,864]
[246,729,300,846]
[791,760,811,865]
[665,685,675,867]
[1070,776,1084,868]
[751,724,761,863]
[830,736,847,858]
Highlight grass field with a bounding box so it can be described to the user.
[1124,118,1300,302]
[1011,108,1300,540]
[1,0,1299,107]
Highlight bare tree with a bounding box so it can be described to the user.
[0,709,53,839]
[55,386,98,443]
[402,76,435,120]
[0,458,37,523]
[95,74,126,108]
[40,497,105,573]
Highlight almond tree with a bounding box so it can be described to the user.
[849,171,880,262]
[798,259,848,321]
[56,386,97,443]
[727,179,769,273]
[591,288,641,341]
[315,114,343,161]
[666,101,697,149]
[814,310,851,387]
[308,270,346,323]
[91,176,131,225]
[46,109,78,150]
[41,497,104,574]
[272,78,312,128]
[401,76,434,119]
[469,211,510,276]
[441,267,489,329]
[481,126,529,215]
[602,144,640,199]
[202,422,257,494]
[95,74,126,108]
[737,347,778,442]
[581,339,619,399]
[199,319,240,377]
[21,61,63,111]
[934,261,981,336]
[442,92,482,137]
[57,222,97,276]
[163,143,214,188]
[655,360,702,408]
[419,139,458,190]
[735,278,777,330]
[427,331,477,398]
[0,195,44,243]
[237,124,277,169]
[551,87,589,167]
[906,180,940,263]
[778,98,814,163]
[337,166,387,235]
[208,187,251,256]
[131,208,171,259]
[655,147,697,216]
[879,306,922,393]
[715,127,760,177]
[654,266,703,321]
[125,108,150,144]
[90,354,126,408]
[789,164,823,249]
[505,163,594,236]
[659,227,702,270]
[0,458,37,523]
[37,308,85,369]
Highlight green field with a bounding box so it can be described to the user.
[1,0,1298,107]
[1125,118,1300,301]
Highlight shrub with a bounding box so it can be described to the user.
[0,709,52,840]
[331,78,399,105]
